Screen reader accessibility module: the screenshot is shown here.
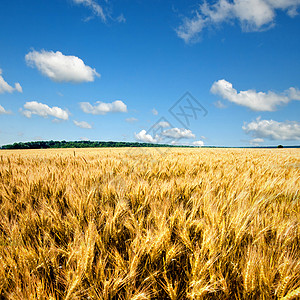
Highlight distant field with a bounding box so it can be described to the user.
[0,148,299,299]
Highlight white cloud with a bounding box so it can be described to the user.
[74,120,92,129]
[157,121,170,128]
[170,140,205,146]
[250,138,264,145]
[193,140,205,146]
[233,0,275,30]
[0,69,22,94]
[52,118,64,123]
[15,83,23,93]
[162,128,196,139]
[135,127,196,144]
[25,50,100,83]
[116,14,126,23]
[251,138,264,143]
[243,117,300,140]
[176,0,300,43]
[72,0,126,24]
[80,100,127,115]
[135,130,158,143]
[211,79,300,111]
[72,0,106,22]
[176,11,206,43]
[288,87,300,100]
[214,100,226,109]
[0,105,11,115]
[152,108,158,115]
[21,101,69,120]
[126,117,138,123]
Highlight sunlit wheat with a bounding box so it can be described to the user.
[0,148,299,299]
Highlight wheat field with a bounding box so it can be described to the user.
[0,148,299,299]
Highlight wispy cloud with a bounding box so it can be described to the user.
[80,100,127,115]
[0,105,11,115]
[25,50,100,83]
[249,138,264,146]
[156,121,170,128]
[176,0,300,43]
[73,120,92,129]
[152,108,158,115]
[116,14,126,23]
[125,117,138,123]
[21,101,69,120]
[214,100,226,109]
[71,0,126,24]
[211,79,300,111]
[243,117,300,141]
[72,0,107,22]
[0,69,22,94]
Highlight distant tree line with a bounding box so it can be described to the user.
[0,140,188,150]
[1,141,299,150]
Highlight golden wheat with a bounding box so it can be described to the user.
[0,147,299,299]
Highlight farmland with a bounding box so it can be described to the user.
[0,148,299,299]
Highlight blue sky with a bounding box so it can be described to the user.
[0,0,300,147]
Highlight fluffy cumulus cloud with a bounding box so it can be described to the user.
[0,69,22,94]
[176,0,300,43]
[25,50,100,83]
[135,130,158,143]
[211,79,300,111]
[80,100,127,115]
[21,101,69,120]
[0,105,11,115]
[135,127,196,143]
[73,120,92,129]
[243,117,300,141]
[162,128,196,139]
[193,140,205,146]
[72,0,106,21]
